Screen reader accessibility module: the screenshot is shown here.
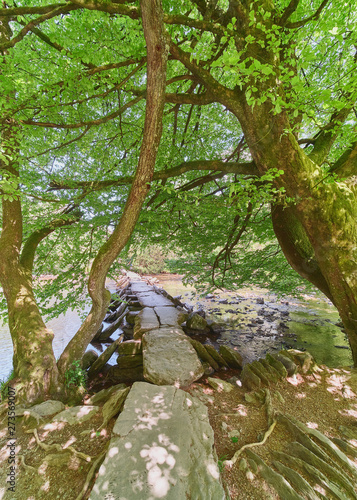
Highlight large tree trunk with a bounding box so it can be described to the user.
[236,103,357,365]
[57,0,169,376]
[1,271,61,404]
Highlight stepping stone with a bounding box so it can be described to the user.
[89,382,225,500]
[136,291,173,308]
[134,307,160,339]
[143,327,204,386]
[154,306,187,326]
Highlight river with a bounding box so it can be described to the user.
[0,275,353,380]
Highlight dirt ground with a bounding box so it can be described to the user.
[0,364,356,500]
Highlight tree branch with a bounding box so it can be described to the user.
[21,95,143,129]
[330,141,357,177]
[49,159,258,192]
[278,0,300,27]
[0,4,80,50]
[20,209,82,273]
[286,0,330,29]
[308,107,353,165]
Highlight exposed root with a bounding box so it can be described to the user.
[19,454,36,472]
[31,428,92,462]
[225,420,277,467]
[75,449,107,500]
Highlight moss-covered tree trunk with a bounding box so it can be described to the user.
[236,104,357,365]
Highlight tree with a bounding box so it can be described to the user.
[0,0,356,404]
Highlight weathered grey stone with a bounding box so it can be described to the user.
[126,310,140,325]
[136,292,173,308]
[287,349,316,374]
[30,400,65,417]
[52,406,99,425]
[266,352,288,378]
[89,382,225,500]
[88,337,123,377]
[130,283,154,293]
[143,327,204,387]
[86,384,127,406]
[204,344,229,367]
[249,360,271,386]
[219,345,243,369]
[287,442,356,497]
[259,358,280,382]
[154,306,188,326]
[133,307,160,339]
[241,365,261,391]
[117,339,142,356]
[116,354,143,369]
[189,338,220,371]
[186,312,208,330]
[273,460,321,500]
[100,387,130,429]
[246,450,305,500]
[81,350,98,370]
[207,377,234,392]
[272,352,297,376]
[108,363,144,381]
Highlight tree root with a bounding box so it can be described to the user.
[224,419,277,467]
[19,454,36,472]
[31,428,92,462]
[75,449,107,500]
[225,388,277,468]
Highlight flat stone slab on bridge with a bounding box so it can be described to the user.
[89,382,225,500]
[134,307,160,339]
[143,327,204,386]
[154,306,186,327]
[136,292,174,308]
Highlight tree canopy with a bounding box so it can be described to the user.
[0,0,356,402]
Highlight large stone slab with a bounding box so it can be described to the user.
[89,382,225,500]
[134,307,160,339]
[130,282,154,293]
[143,327,204,386]
[137,292,174,308]
[154,306,187,327]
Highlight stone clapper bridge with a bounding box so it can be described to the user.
[89,272,226,499]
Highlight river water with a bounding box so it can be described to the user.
[0,275,352,380]
[154,275,353,368]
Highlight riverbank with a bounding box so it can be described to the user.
[0,273,356,499]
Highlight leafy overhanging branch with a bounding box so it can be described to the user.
[49,159,258,192]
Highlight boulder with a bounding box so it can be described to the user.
[100,386,130,429]
[116,354,143,369]
[219,345,243,369]
[29,400,65,417]
[51,406,99,425]
[207,377,234,393]
[272,352,298,376]
[89,382,225,500]
[143,327,204,386]
[117,339,142,356]
[186,312,208,331]
[86,384,127,406]
[81,350,98,370]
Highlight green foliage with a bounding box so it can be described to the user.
[230,436,239,443]
[127,245,172,275]
[218,454,229,473]
[64,361,87,389]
